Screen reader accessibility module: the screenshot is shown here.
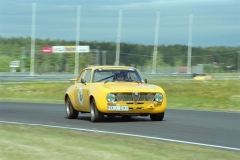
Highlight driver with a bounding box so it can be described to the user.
[116,73,124,81]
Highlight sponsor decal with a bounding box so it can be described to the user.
[52,46,65,53]
[76,46,90,53]
[9,61,20,67]
[42,46,52,54]
[65,46,76,53]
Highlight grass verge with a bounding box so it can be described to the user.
[0,79,240,111]
[0,123,239,160]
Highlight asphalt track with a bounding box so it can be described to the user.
[0,102,240,151]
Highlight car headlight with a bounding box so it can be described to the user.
[146,93,155,101]
[116,93,124,101]
[155,93,163,102]
[107,93,115,102]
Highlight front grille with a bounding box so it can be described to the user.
[116,93,150,101]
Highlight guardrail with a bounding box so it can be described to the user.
[0,72,74,82]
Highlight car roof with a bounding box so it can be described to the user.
[85,65,137,70]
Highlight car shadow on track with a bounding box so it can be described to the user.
[65,115,165,123]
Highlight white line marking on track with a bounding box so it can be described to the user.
[1,120,240,151]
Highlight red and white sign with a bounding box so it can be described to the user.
[42,46,52,54]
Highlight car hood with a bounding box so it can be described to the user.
[101,82,161,92]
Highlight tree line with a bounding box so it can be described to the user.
[0,37,239,73]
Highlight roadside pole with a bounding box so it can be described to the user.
[96,46,100,65]
[74,5,81,76]
[102,51,107,65]
[187,14,193,74]
[152,11,160,74]
[30,2,36,76]
[115,9,122,66]
[21,47,26,72]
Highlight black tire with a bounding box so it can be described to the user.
[150,112,164,121]
[90,99,104,122]
[66,97,79,119]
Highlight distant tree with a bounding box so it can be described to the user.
[144,51,166,66]
[175,59,184,66]
[0,55,12,72]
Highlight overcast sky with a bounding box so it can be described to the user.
[0,0,239,47]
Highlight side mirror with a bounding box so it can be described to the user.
[81,78,86,84]
[144,79,147,84]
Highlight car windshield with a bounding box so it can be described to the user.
[92,69,143,83]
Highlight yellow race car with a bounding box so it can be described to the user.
[64,66,167,122]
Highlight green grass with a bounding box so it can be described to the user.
[158,80,240,111]
[212,73,240,77]
[0,123,239,160]
[1,79,240,111]
[0,82,69,104]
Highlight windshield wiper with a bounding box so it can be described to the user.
[97,75,114,82]
[104,80,109,84]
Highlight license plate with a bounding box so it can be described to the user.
[108,106,129,111]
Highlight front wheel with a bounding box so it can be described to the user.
[150,112,164,121]
[90,99,104,122]
[66,97,79,119]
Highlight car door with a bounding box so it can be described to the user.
[74,70,86,111]
[81,69,92,112]
[74,69,92,112]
